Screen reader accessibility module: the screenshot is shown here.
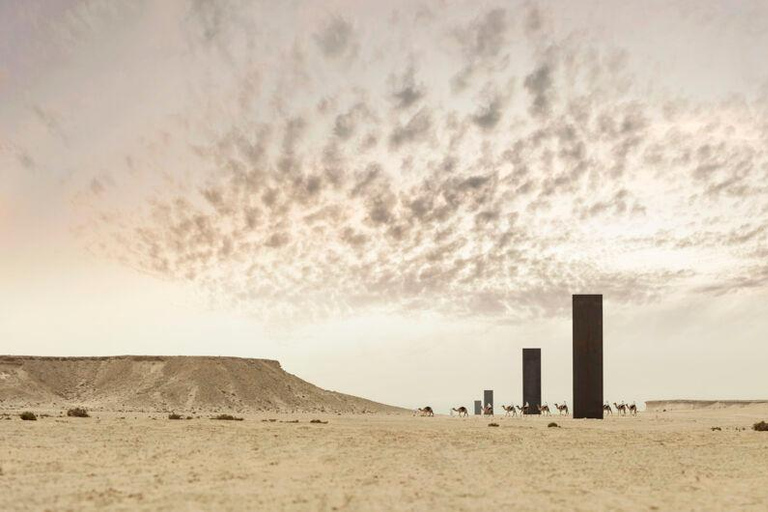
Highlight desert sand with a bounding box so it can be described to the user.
[1,407,767,511]
[1,357,767,511]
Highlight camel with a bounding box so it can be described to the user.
[603,403,613,415]
[628,402,638,416]
[451,406,468,418]
[554,403,569,415]
[417,406,434,417]
[518,402,531,416]
[483,404,494,416]
[500,405,517,417]
[537,403,551,416]
[613,402,628,416]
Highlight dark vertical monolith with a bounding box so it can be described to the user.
[483,389,494,413]
[522,348,542,414]
[474,400,482,415]
[573,294,603,419]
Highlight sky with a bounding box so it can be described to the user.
[1,0,767,413]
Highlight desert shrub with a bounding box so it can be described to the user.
[310,419,328,424]
[212,414,243,421]
[488,423,499,427]
[548,422,560,428]
[711,427,722,431]
[20,411,37,421]
[754,421,768,432]
[67,407,90,418]
[168,413,182,420]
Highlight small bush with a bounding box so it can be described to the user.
[20,411,37,421]
[212,414,243,421]
[168,413,182,420]
[711,426,722,431]
[548,422,560,428]
[488,423,499,427]
[67,407,90,418]
[310,419,328,424]
[753,421,768,432]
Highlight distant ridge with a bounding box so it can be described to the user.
[646,399,768,412]
[0,355,406,414]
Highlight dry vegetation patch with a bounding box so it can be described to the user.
[67,407,90,418]
[212,414,244,421]
[19,411,37,421]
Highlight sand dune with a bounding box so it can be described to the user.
[0,355,404,414]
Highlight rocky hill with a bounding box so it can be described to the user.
[0,355,405,414]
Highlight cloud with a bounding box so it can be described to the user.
[524,51,556,118]
[524,3,544,37]
[451,8,510,92]
[333,102,372,140]
[390,62,425,109]
[456,8,508,61]
[314,16,358,61]
[471,82,512,130]
[61,2,768,325]
[16,150,35,171]
[389,108,432,149]
[695,264,768,295]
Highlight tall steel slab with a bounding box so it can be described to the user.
[474,400,482,415]
[522,348,542,414]
[483,389,494,412]
[573,294,604,419]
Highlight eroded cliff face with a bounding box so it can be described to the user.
[0,355,404,414]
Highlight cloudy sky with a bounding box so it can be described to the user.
[2,0,767,412]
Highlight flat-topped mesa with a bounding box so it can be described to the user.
[645,399,768,412]
[0,355,281,364]
[0,355,405,414]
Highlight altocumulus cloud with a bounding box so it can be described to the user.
[49,2,768,323]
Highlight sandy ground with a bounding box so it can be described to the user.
[1,408,767,511]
